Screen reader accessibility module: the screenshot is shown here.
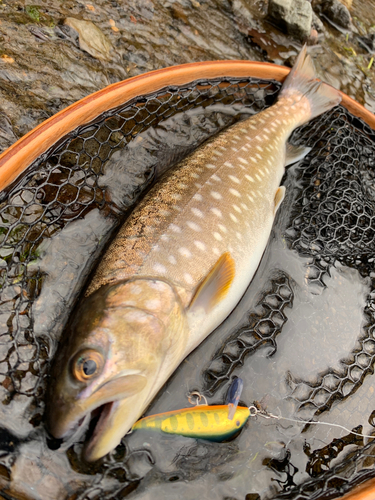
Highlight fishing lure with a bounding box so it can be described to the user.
[132,401,375,443]
[132,379,247,441]
[132,404,250,441]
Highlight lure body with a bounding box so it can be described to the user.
[132,405,250,441]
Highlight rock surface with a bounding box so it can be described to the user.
[313,0,352,30]
[267,0,313,40]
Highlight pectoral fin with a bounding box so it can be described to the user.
[274,186,286,215]
[285,143,311,166]
[189,252,235,313]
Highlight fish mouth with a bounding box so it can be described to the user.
[49,373,148,455]
[83,400,119,460]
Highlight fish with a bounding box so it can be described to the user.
[47,46,341,462]
[131,405,250,441]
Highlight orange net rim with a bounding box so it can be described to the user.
[0,59,373,193]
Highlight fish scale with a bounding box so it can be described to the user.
[48,47,342,462]
[87,95,308,305]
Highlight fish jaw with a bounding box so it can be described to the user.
[83,382,156,461]
[47,279,190,459]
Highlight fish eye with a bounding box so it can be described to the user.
[71,350,104,382]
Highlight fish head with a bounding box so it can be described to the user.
[47,278,189,461]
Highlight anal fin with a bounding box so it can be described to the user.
[189,252,235,313]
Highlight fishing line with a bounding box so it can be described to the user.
[249,405,375,440]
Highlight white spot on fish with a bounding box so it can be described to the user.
[168,255,177,265]
[229,188,241,197]
[206,163,216,169]
[213,150,223,156]
[190,173,200,179]
[187,221,201,232]
[247,194,254,202]
[191,207,204,218]
[172,205,182,212]
[160,209,171,217]
[265,167,270,174]
[236,232,242,240]
[231,147,237,152]
[260,170,266,177]
[233,204,242,213]
[170,224,181,233]
[218,224,227,233]
[249,124,257,130]
[256,153,262,160]
[264,128,270,133]
[213,247,220,256]
[130,285,142,295]
[178,183,188,189]
[263,134,269,141]
[194,240,206,251]
[241,203,248,211]
[245,174,255,183]
[212,174,221,182]
[214,232,222,241]
[255,174,262,182]
[153,263,166,273]
[257,190,263,198]
[171,193,182,200]
[239,157,248,165]
[184,273,194,285]
[256,145,263,152]
[224,161,234,168]
[211,207,222,217]
[211,191,222,200]
[230,213,238,223]
[179,247,192,258]
[145,299,161,310]
[233,135,241,140]
[229,175,240,184]
[161,234,169,242]
[193,193,203,202]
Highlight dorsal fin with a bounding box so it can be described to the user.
[189,252,235,313]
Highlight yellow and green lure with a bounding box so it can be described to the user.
[132,404,250,441]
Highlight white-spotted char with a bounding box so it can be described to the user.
[48,46,342,461]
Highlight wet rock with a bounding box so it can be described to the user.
[313,0,352,30]
[64,18,114,62]
[0,112,18,153]
[267,0,313,41]
[312,11,324,32]
[357,28,375,54]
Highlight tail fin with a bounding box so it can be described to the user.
[280,45,341,120]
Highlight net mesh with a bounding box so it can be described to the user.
[0,75,375,499]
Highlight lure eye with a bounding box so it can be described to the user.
[72,350,104,382]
